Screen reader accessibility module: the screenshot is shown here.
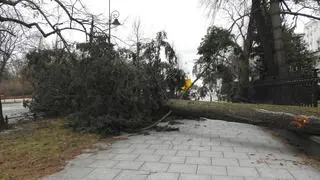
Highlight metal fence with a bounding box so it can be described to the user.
[252,72,320,107]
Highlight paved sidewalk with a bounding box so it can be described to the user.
[44,119,320,180]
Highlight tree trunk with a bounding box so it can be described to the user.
[237,0,255,101]
[270,0,289,104]
[0,59,6,80]
[251,0,278,103]
[270,0,288,78]
[0,72,4,129]
[253,0,277,79]
[166,99,320,135]
[0,95,6,130]
[0,73,8,130]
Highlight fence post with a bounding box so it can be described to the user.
[313,69,319,107]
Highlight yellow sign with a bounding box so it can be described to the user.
[182,78,192,90]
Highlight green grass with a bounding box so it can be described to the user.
[168,99,319,117]
[0,118,100,180]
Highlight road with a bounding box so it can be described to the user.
[2,102,29,124]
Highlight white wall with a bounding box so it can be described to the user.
[304,20,320,52]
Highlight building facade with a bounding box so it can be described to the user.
[304,20,320,78]
[304,20,320,52]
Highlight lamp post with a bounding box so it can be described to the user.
[108,0,121,44]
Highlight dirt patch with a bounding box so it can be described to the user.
[270,129,320,170]
[0,118,100,180]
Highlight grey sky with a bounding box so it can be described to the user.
[82,0,213,76]
[79,0,308,77]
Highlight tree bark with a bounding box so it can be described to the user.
[236,0,255,101]
[166,99,320,135]
[270,0,288,78]
[253,0,277,79]
[0,95,6,130]
[0,71,8,130]
[270,0,290,105]
[0,73,4,129]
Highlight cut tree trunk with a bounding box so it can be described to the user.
[165,99,320,135]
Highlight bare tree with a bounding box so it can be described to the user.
[0,0,101,129]
[0,23,19,129]
[200,0,228,20]
[222,0,253,101]
[0,25,17,80]
[128,18,148,65]
[0,0,115,51]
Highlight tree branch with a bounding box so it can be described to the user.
[0,29,16,36]
[227,12,250,32]
[281,11,320,21]
[0,0,24,6]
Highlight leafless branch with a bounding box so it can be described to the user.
[0,29,15,36]
[227,13,250,32]
[281,11,320,20]
[0,0,94,45]
[0,24,19,80]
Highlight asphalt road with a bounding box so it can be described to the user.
[2,102,29,124]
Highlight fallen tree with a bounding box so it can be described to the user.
[165,99,320,135]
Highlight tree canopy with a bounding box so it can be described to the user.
[22,30,186,135]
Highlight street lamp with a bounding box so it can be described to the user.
[108,0,121,44]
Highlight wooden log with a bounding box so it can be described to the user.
[165,99,320,135]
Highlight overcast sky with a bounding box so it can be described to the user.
[80,0,216,76]
[79,0,308,77]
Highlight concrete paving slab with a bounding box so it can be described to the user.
[179,173,212,180]
[136,154,163,162]
[212,158,239,166]
[86,168,121,180]
[115,161,144,170]
[160,156,186,164]
[176,150,199,157]
[167,164,197,174]
[88,159,119,168]
[197,165,227,176]
[287,169,320,180]
[140,162,170,172]
[185,156,211,165]
[227,167,259,177]
[146,172,179,180]
[43,119,320,180]
[256,168,294,179]
[114,170,150,180]
[154,149,177,156]
[212,176,244,180]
